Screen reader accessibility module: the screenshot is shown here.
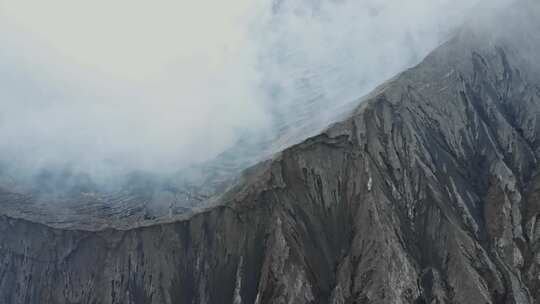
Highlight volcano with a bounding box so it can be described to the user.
[2,0,540,303]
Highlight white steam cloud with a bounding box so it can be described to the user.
[0,0,269,180]
[0,0,504,189]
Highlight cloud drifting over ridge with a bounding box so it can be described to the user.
[0,0,507,186]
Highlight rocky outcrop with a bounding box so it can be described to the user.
[3,0,540,303]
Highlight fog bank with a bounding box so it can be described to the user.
[0,0,509,191]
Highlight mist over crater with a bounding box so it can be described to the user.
[0,0,503,207]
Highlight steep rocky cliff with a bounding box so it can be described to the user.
[3,1,540,303]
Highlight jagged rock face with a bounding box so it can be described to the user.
[2,1,540,303]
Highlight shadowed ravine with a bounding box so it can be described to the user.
[2,1,540,303]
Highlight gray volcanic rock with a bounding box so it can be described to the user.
[3,0,540,303]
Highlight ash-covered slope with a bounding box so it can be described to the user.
[3,0,540,303]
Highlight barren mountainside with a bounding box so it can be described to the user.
[2,1,540,303]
